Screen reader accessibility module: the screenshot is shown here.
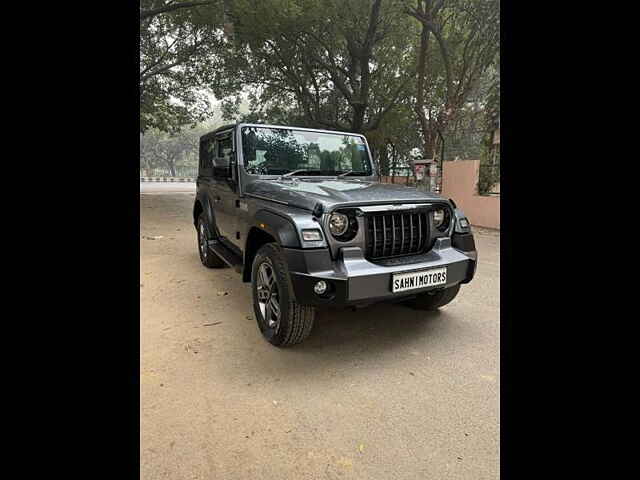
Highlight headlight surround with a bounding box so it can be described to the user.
[432,207,451,232]
[328,212,349,237]
[327,210,358,241]
[433,209,445,228]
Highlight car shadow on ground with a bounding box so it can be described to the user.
[304,304,447,351]
[193,253,469,379]
[228,300,463,380]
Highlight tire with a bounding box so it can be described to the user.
[404,284,461,311]
[251,243,316,347]
[197,213,226,268]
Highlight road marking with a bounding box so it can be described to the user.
[140,190,195,195]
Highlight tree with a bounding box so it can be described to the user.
[366,99,422,177]
[139,0,224,133]
[140,1,215,21]
[140,126,204,175]
[213,0,417,134]
[405,0,499,160]
[138,0,500,180]
[477,68,500,194]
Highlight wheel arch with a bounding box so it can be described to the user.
[193,195,217,237]
[242,210,301,282]
[242,227,276,282]
[193,199,204,227]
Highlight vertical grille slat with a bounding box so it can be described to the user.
[391,215,396,256]
[409,214,414,252]
[382,215,387,257]
[372,214,377,256]
[365,209,431,260]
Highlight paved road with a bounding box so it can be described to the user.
[140,193,500,480]
[140,181,196,194]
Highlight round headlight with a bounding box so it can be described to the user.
[433,209,445,228]
[328,212,349,237]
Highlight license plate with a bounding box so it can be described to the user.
[392,267,447,293]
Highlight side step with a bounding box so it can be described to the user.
[208,240,243,273]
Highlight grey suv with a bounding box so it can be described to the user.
[194,123,477,346]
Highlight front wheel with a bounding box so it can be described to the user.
[403,284,461,310]
[252,243,315,347]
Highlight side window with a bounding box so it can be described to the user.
[218,136,232,159]
[199,138,215,173]
[213,134,233,178]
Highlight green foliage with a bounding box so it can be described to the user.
[139,0,500,183]
[477,149,499,195]
[407,0,500,159]
[139,0,225,133]
[212,0,417,133]
[477,67,500,195]
[366,99,422,176]
[140,124,210,175]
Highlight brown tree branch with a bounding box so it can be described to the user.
[140,37,206,82]
[140,34,182,79]
[140,1,213,21]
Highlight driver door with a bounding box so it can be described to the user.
[211,130,240,249]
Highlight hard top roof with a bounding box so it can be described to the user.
[199,123,365,141]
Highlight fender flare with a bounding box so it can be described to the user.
[241,210,302,282]
[194,193,218,238]
[252,209,301,248]
[453,207,471,234]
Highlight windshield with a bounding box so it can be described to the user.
[241,126,372,176]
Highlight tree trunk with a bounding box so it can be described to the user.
[166,159,177,177]
[389,141,397,183]
[414,14,433,162]
[379,144,389,177]
[422,129,437,161]
[351,103,366,133]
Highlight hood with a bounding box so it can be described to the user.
[244,178,446,212]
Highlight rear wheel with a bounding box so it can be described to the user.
[252,243,315,347]
[403,284,461,310]
[197,213,226,268]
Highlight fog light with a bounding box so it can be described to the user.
[314,280,327,295]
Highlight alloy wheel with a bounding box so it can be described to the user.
[199,222,208,259]
[256,260,281,329]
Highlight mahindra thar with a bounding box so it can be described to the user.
[194,123,477,346]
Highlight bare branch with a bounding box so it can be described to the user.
[140,1,214,21]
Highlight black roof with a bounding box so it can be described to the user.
[200,122,363,141]
[200,123,237,140]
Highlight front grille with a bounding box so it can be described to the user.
[365,211,430,259]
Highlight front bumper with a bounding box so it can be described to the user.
[283,236,477,307]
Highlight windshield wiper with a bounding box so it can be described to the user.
[279,169,358,180]
[280,169,315,178]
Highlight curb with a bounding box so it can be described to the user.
[140,177,195,182]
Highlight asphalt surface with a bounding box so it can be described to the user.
[140,187,500,479]
[140,181,196,193]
